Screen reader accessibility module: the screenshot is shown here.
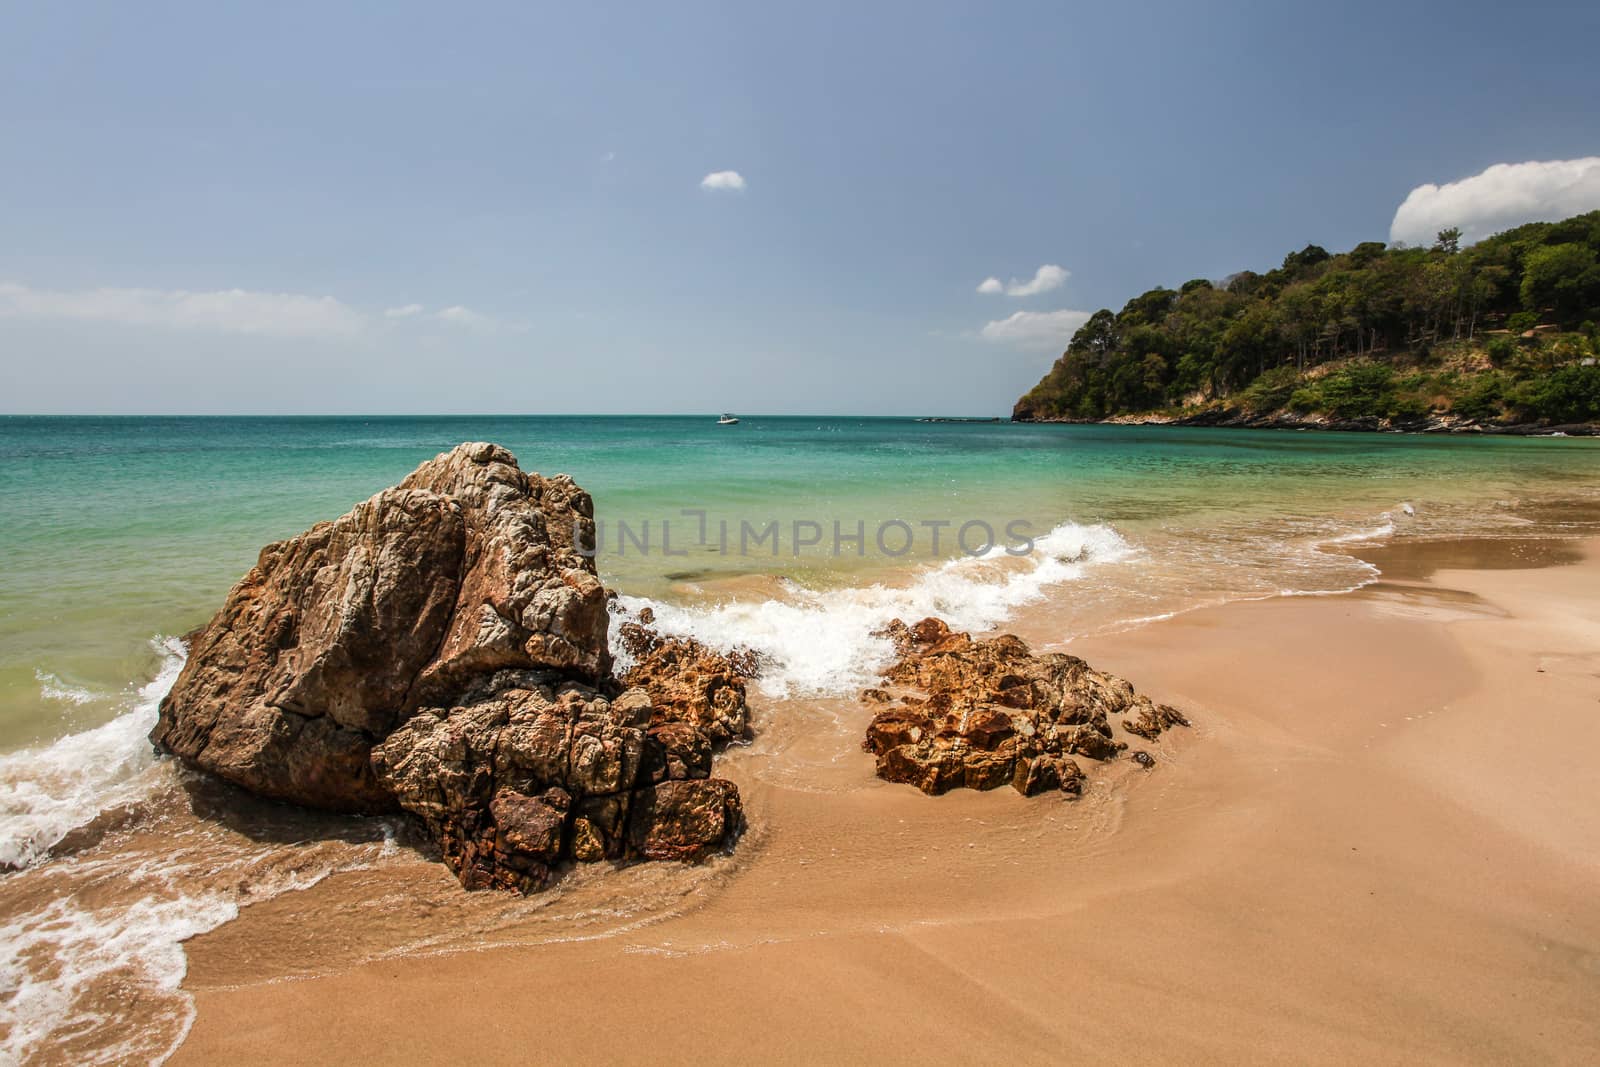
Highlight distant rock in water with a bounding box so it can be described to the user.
[152,442,746,891]
[862,617,1187,796]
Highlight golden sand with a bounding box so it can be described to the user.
[170,538,1600,1065]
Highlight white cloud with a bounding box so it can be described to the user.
[1390,157,1600,246]
[1007,264,1069,297]
[700,170,747,192]
[434,305,493,329]
[387,303,503,329]
[980,309,1091,349]
[0,283,513,339]
[978,264,1069,297]
[0,282,365,337]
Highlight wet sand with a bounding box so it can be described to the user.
[172,537,1600,1065]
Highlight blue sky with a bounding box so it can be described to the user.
[2,0,1598,415]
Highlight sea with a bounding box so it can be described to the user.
[1,414,1596,1063]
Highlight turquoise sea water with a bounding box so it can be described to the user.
[2,414,1598,751]
[0,413,1597,1063]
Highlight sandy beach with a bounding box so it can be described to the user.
[7,7,1600,1062]
[165,534,1600,1065]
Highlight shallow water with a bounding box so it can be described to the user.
[5,415,1598,745]
[1,415,1597,1062]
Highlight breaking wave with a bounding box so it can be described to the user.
[2,636,186,872]
[612,521,1134,696]
[0,637,403,1065]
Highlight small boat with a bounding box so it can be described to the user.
[717,413,740,425]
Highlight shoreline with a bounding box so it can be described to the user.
[167,531,1600,1064]
[1012,411,1600,436]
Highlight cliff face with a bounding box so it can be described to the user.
[1011,392,1049,423]
[153,442,747,891]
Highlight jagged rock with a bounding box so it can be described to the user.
[152,443,607,810]
[367,657,744,888]
[371,672,636,821]
[151,443,745,893]
[572,793,630,862]
[1129,750,1157,768]
[877,743,967,795]
[626,779,744,862]
[863,707,931,754]
[1123,703,1190,741]
[491,787,568,865]
[862,617,1185,797]
[1013,754,1085,797]
[367,649,749,889]
[617,622,752,745]
[644,723,714,783]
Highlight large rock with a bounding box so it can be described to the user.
[152,443,744,891]
[862,617,1187,797]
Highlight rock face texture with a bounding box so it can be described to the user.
[152,443,745,891]
[615,622,754,747]
[369,665,745,891]
[862,617,1187,797]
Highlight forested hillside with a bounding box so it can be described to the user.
[1013,211,1600,428]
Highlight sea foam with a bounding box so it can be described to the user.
[612,521,1133,696]
[0,836,387,1067]
[33,669,101,706]
[1,636,186,872]
[0,887,239,1065]
[0,634,402,1065]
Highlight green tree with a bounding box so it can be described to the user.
[1512,364,1600,422]
[1282,244,1330,274]
[1067,309,1120,362]
[1520,243,1600,322]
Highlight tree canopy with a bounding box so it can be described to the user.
[1013,211,1600,425]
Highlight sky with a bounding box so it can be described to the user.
[2,0,1598,416]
